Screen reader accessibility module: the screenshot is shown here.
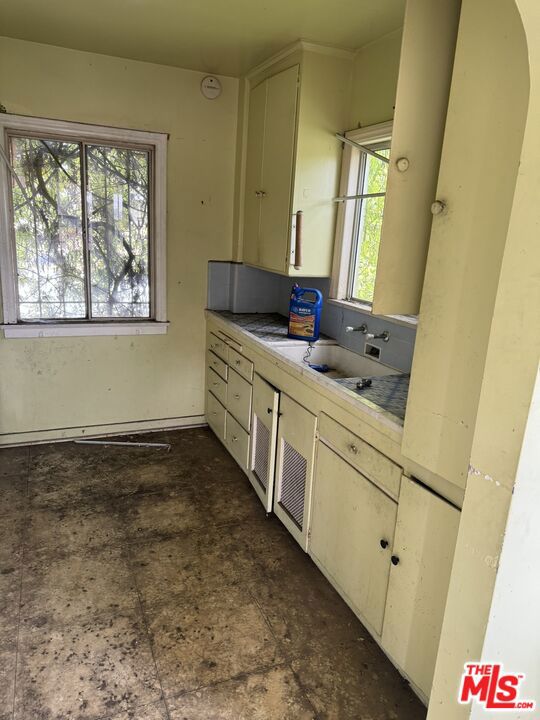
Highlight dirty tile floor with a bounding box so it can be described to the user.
[0,428,426,720]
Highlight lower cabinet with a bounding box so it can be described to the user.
[205,320,462,704]
[225,412,250,473]
[273,393,317,550]
[206,390,226,441]
[248,374,280,512]
[310,441,398,635]
[381,477,460,699]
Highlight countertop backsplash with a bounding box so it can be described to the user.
[207,261,417,373]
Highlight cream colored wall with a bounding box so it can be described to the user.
[428,0,540,716]
[0,36,238,443]
[401,0,529,489]
[349,29,402,129]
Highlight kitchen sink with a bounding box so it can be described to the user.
[274,343,399,379]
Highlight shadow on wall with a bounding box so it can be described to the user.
[207,261,416,373]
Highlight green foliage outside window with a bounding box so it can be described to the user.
[352,147,390,303]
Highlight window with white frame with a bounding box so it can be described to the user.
[331,121,392,306]
[0,115,167,336]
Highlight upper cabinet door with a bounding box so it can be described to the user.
[243,79,267,267]
[259,65,299,274]
[371,0,461,316]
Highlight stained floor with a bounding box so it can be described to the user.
[0,428,427,720]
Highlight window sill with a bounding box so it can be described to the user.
[327,298,419,329]
[1,322,169,339]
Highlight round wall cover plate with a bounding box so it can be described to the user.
[201,76,222,99]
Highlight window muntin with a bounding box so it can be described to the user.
[7,133,152,322]
[348,142,390,304]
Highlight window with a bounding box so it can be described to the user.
[331,121,392,307]
[0,115,167,337]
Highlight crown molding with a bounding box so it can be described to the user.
[246,39,355,80]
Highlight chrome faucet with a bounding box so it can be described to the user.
[344,323,390,342]
[366,330,390,342]
[345,323,368,334]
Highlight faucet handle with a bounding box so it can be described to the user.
[367,330,390,342]
[345,323,368,334]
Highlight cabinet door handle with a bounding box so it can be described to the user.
[294,209,303,270]
[348,443,358,455]
[380,539,388,549]
[391,555,400,566]
[267,408,273,414]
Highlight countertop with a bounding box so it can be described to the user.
[212,311,409,426]
[215,311,333,344]
[335,375,409,422]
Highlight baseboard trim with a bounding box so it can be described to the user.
[0,415,207,447]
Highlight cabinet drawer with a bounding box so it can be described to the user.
[228,347,254,382]
[206,391,226,441]
[319,413,401,499]
[225,413,249,473]
[207,367,227,406]
[208,332,228,362]
[226,368,252,431]
[207,350,228,381]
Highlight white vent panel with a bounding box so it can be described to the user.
[279,439,307,529]
[252,415,270,490]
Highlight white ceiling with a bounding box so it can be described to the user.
[0,0,405,77]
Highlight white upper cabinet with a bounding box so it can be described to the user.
[259,65,299,273]
[371,0,462,316]
[242,47,353,277]
[243,79,267,267]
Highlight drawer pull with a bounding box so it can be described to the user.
[212,382,219,387]
[380,539,389,549]
[233,393,240,400]
[235,360,241,366]
[348,443,358,455]
[232,435,238,442]
[391,555,400,566]
[212,411,217,416]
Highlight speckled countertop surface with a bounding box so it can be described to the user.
[212,311,408,426]
[335,375,410,422]
[214,311,333,344]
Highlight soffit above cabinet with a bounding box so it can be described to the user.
[0,0,405,77]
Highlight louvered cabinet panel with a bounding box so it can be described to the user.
[274,393,317,550]
[248,374,280,512]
